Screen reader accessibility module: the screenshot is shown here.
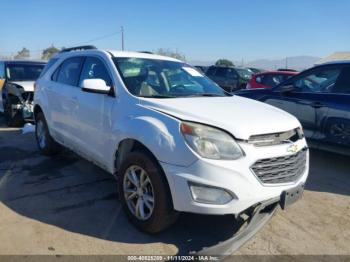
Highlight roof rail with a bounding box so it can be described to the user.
[138,51,154,54]
[60,45,97,53]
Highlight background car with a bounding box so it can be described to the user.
[194,65,209,74]
[246,71,298,89]
[0,60,46,126]
[235,61,350,156]
[247,67,264,74]
[206,66,253,92]
[277,68,299,72]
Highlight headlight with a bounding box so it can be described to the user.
[180,122,244,160]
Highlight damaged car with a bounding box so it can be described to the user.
[0,60,46,126]
[34,46,309,255]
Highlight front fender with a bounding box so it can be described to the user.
[115,110,198,167]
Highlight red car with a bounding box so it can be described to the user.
[246,71,298,89]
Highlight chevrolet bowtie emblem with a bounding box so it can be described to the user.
[287,144,299,153]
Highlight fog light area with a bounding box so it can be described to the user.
[189,183,234,205]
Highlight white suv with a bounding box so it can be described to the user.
[34,46,309,240]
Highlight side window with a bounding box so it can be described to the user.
[227,68,238,79]
[215,67,228,77]
[292,66,341,93]
[206,67,216,76]
[40,58,59,78]
[263,74,285,87]
[52,66,60,81]
[0,62,5,79]
[331,66,350,94]
[255,75,264,83]
[56,57,83,86]
[79,57,112,87]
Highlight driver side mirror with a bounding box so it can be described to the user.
[81,79,111,94]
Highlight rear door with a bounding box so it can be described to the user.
[47,57,84,146]
[318,65,350,155]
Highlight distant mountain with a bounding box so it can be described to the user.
[245,56,320,71]
[189,56,321,71]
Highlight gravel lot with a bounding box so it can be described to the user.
[0,115,349,257]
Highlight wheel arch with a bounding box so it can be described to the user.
[115,138,160,173]
[33,104,43,121]
[114,138,176,208]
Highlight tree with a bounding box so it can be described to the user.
[155,48,186,61]
[41,46,60,60]
[14,47,30,59]
[215,59,234,67]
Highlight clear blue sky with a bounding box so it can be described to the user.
[1,0,350,61]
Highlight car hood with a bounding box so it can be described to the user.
[140,96,300,140]
[9,81,35,92]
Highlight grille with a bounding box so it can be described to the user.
[251,148,307,184]
[248,128,304,147]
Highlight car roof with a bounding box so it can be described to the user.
[318,60,350,66]
[209,65,235,68]
[255,70,298,76]
[108,50,182,62]
[54,49,182,63]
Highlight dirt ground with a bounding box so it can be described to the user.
[0,115,349,257]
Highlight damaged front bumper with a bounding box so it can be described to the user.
[8,92,34,122]
[21,101,34,120]
[194,197,279,257]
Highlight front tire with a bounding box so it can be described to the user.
[118,151,179,233]
[35,112,61,156]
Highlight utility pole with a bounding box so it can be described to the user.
[121,26,124,51]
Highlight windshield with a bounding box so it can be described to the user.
[113,57,229,98]
[6,63,45,81]
[236,68,253,79]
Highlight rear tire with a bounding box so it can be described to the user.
[4,96,24,127]
[118,151,179,233]
[35,112,61,156]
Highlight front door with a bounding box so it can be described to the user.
[263,65,342,146]
[74,56,115,166]
[319,66,350,154]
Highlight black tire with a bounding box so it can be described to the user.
[35,112,61,156]
[118,151,179,233]
[4,96,24,127]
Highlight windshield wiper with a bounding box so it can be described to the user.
[182,93,227,97]
[139,95,176,98]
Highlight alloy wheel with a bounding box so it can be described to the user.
[123,165,155,221]
[36,120,46,149]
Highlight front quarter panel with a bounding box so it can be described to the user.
[113,104,198,168]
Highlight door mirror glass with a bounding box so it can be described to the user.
[81,79,111,94]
